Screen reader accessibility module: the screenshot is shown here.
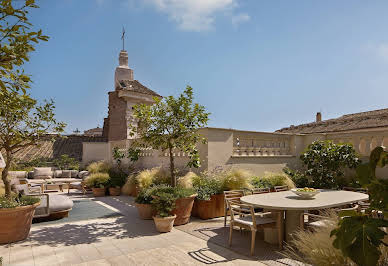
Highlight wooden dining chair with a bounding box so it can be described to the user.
[251,188,270,194]
[300,204,359,230]
[227,199,283,255]
[274,185,288,192]
[224,190,245,226]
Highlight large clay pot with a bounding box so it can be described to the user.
[92,187,106,197]
[109,187,121,196]
[0,202,39,244]
[135,203,155,220]
[193,194,225,220]
[153,215,176,233]
[171,194,196,225]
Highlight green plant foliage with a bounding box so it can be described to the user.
[283,168,310,188]
[0,89,65,198]
[331,146,388,266]
[108,168,127,188]
[192,173,224,201]
[331,212,388,266]
[220,169,252,190]
[86,161,111,174]
[84,173,110,188]
[0,194,40,208]
[10,157,51,171]
[130,86,210,186]
[251,171,295,189]
[0,0,49,94]
[151,191,176,218]
[53,154,79,170]
[300,140,360,189]
[134,188,154,204]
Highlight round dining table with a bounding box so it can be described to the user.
[241,190,368,242]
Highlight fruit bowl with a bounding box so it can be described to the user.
[291,188,320,199]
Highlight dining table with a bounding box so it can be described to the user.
[241,189,369,242]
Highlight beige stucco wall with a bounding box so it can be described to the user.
[82,127,388,178]
[82,142,110,165]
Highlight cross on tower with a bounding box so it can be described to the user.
[121,27,125,51]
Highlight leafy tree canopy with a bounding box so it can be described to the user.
[300,140,360,189]
[130,86,210,186]
[0,0,48,93]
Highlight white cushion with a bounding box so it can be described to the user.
[234,215,275,226]
[309,219,332,227]
[33,167,53,179]
[8,171,27,179]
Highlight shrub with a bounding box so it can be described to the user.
[108,168,127,188]
[177,171,198,188]
[134,168,170,190]
[53,154,79,170]
[283,211,388,266]
[0,195,40,208]
[192,173,224,200]
[283,168,310,188]
[134,188,153,204]
[121,174,137,195]
[300,140,360,189]
[151,191,176,218]
[220,169,252,190]
[85,173,110,188]
[251,172,295,189]
[87,161,111,174]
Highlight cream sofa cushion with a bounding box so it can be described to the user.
[33,167,53,179]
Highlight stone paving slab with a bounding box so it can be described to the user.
[0,193,290,265]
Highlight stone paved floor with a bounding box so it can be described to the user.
[0,192,294,266]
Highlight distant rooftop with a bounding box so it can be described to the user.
[9,135,106,162]
[276,108,388,134]
[118,80,161,97]
[84,127,103,137]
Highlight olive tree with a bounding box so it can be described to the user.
[130,86,210,186]
[0,89,65,197]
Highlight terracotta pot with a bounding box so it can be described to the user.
[135,203,155,220]
[109,187,121,196]
[153,215,176,233]
[193,194,225,220]
[92,187,106,197]
[171,194,196,226]
[0,202,39,244]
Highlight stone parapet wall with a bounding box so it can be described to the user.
[82,127,388,177]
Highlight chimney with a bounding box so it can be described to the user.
[316,112,322,122]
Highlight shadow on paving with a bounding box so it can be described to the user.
[177,218,301,266]
[26,196,160,247]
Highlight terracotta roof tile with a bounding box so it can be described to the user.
[276,108,388,134]
[6,135,107,162]
[118,80,161,97]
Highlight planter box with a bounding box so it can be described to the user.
[92,187,106,197]
[109,187,121,196]
[135,203,155,220]
[171,195,196,226]
[0,202,39,244]
[192,194,225,220]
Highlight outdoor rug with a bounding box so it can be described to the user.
[32,199,123,226]
[176,217,302,266]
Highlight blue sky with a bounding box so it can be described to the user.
[25,0,388,134]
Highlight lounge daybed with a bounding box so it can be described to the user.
[12,181,74,220]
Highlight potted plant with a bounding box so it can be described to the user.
[0,194,40,244]
[152,191,177,233]
[84,173,110,197]
[108,168,127,196]
[171,187,196,225]
[192,176,225,220]
[134,189,155,220]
